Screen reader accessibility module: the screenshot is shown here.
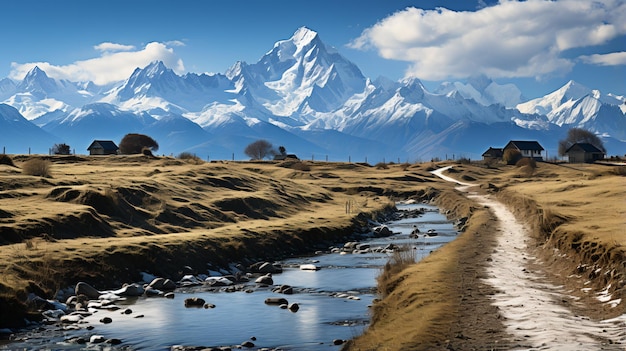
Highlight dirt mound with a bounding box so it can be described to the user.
[214,196,282,220]
[47,186,117,216]
[194,175,254,191]
[155,203,236,227]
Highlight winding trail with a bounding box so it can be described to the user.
[432,166,626,350]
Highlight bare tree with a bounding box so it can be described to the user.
[244,140,274,160]
[558,128,606,156]
[52,143,71,155]
[119,133,159,155]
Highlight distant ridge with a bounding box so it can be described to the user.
[1,27,625,159]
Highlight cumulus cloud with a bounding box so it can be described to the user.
[349,0,626,80]
[94,42,136,53]
[9,42,185,85]
[580,51,626,66]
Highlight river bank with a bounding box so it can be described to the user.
[347,162,626,350]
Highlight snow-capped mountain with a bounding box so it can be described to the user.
[103,61,235,116]
[1,27,625,160]
[0,103,61,153]
[435,75,525,108]
[517,81,626,140]
[1,66,103,120]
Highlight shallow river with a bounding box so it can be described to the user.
[3,202,458,350]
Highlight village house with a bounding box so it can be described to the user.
[481,147,503,161]
[87,140,119,155]
[564,142,605,163]
[503,140,544,161]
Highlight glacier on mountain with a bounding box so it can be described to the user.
[1,27,625,160]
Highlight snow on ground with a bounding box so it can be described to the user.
[432,166,626,350]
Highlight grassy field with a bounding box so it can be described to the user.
[0,155,439,327]
[0,155,624,350]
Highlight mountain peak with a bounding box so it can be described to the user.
[558,80,591,100]
[17,65,59,95]
[291,26,319,47]
[143,61,171,77]
[25,66,46,78]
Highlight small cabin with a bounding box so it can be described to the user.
[565,143,605,163]
[481,147,503,161]
[503,140,544,161]
[87,140,119,155]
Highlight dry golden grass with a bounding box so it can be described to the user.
[1,156,625,350]
[0,155,436,327]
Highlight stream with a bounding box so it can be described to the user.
[2,202,459,350]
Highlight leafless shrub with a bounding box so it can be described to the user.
[22,159,51,177]
[177,152,203,164]
[612,166,626,176]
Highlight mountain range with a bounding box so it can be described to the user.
[1,26,625,161]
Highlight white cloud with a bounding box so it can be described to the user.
[580,51,626,66]
[94,42,136,53]
[349,0,626,80]
[9,42,185,85]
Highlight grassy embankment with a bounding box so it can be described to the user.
[0,155,439,328]
[347,161,626,350]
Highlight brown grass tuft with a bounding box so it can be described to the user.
[177,152,204,164]
[21,158,51,177]
[612,166,626,176]
[0,154,15,167]
[377,245,415,297]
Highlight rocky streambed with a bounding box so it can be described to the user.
[1,201,460,351]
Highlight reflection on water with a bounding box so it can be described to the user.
[4,202,457,350]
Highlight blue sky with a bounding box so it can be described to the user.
[1,0,625,99]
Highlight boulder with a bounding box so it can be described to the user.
[264,297,288,305]
[147,277,165,290]
[273,285,293,294]
[184,297,205,307]
[300,264,320,271]
[113,283,144,297]
[205,276,234,286]
[255,273,273,285]
[373,225,392,237]
[251,261,283,274]
[75,282,101,299]
[288,303,300,312]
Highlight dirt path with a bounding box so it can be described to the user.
[432,166,626,350]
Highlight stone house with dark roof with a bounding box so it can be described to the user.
[565,143,605,163]
[87,140,119,155]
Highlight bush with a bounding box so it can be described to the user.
[177,152,203,164]
[119,133,159,154]
[52,143,71,155]
[244,139,274,160]
[516,157,537,177]
[503,149,522,165]
[0,154,15,167]
[515,157,537,168]
[375,162,389,170]
[613,166,626,176]
[22,159,51,177]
